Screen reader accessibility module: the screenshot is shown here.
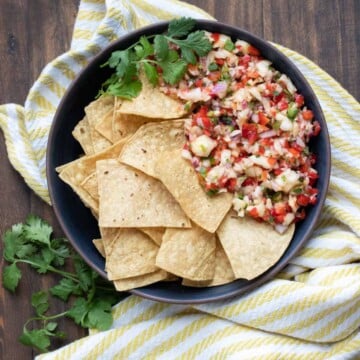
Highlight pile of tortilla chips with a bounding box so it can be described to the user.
[57,75,295,291]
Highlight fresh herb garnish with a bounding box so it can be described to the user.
[99,17,212,98]
[2,215,122,353]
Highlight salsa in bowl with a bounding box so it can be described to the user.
[47,19,330,304]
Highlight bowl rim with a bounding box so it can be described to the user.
[47,19,331,304]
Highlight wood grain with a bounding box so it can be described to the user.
[0,0,358,358]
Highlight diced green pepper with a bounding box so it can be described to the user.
[287,103,299,120]
[208,62,219,71]
[224,39,235,51]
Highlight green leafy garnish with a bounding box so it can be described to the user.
[224,38,235,52]
[2,215,122,353]
[99,17,212,99]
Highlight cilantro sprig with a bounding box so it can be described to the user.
[99,17,212,98]
[2,215,122,353]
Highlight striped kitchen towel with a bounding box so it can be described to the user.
[0,0,359,359]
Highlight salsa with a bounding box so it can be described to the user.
[160,32,320,233]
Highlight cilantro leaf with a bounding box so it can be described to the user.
[86,299,113,331]
[171,30,212,57]
[67,297,114,331]
[50,278,82,301]
[114,50,131,78]
[104,79,142,100]
[160,59,187,85]
[46,322,58,332]
[23,215,52,246]
[2,263,22,292]
[107,50,125,68]
[74,255,96,292]
[66,298,88,326]
[19,329,51,353]
[181,47,197,64]
[16,243,37,259]
[101,17,212,97]
[3,223,24,261]
[143,62,158,86]
[32,291,49,316]
[1,215,121,353]
[154,34,169,61]
[134,44,144,59]
[167,17,196,37]
[139,36,154,57]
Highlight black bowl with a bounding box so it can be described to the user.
[47,20,331,304]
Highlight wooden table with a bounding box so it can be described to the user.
[0,1,358,358]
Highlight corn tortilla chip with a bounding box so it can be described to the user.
[80,171,99,202]
[85,95,114,152]
[155,150,233,233]
[119,71,187,119]
[105,229,159,280]
[156,224,216,281]
[72,116,94,155]
[118,119,185,178]
[182,239,235,287]
[217,212,295,280]
[92,239,105,257]
[113,269,168,292]
[57,139,128,213]
[140,228,165,246]
[96,160,191,228]
[113,113,155,143]
[94,109,114,143]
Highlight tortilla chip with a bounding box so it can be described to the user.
[57,139,128,213]
[81,171,99,201]
[118,119,185,178]
[113,269,168,291]
[155,150,233,233]
[119,71,187,119]
[140,228,165,246]
[96,160,191,228]
[182,238,235,287]
[94,109,114,143]
[113,113,155,143]
[105,229,159,280]
[72,116,94,155]
[156,224,216,281]
[92,239,105,257]
[85,95,114,152]
[217,212,295,280]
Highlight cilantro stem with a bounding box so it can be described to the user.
[23,311,69,331]
[14,259,79,282]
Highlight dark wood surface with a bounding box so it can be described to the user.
[0,1,358,358]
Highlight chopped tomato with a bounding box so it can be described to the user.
[242,123,258,144]
[242,177,257,187]
[295,94,304,107]
[208,71,221,82]
[312,121,321,136]
[277,100,289,111]
[211,33,220,42]
[248,45,260,56]
[258,112,270,125]
[215,58,225,66]
[288,147,301,158]
[302,109,314,120]
[267,157,277,167]
[194,79,203,88]
[248,207,259,218]
[226,178,237,192]
[297,194,310,206]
